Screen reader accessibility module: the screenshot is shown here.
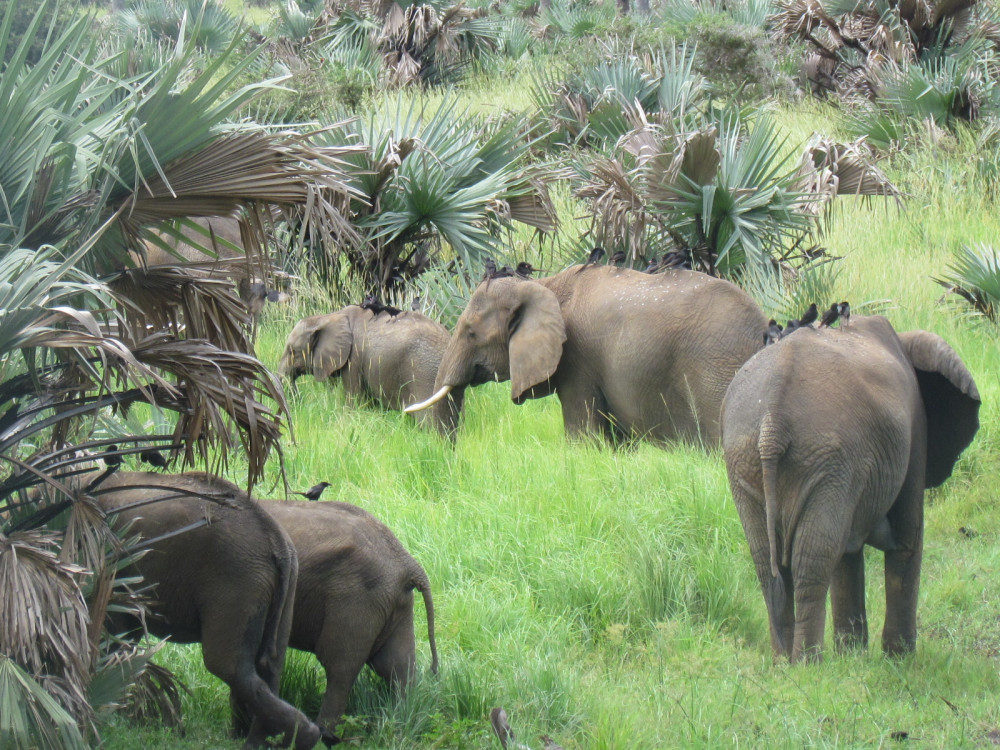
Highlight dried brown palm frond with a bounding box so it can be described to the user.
[0,531,92,723]
[793,135,900,231]
[109,265,253,357]
[574,156,653,260]
[127,335,288,483]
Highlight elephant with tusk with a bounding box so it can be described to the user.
[279,305,462,437]
[407,265,767,447]
[721,316,980,662]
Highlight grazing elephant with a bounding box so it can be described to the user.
[721,316,980,662]
[278,305,462,436]
[261,500,439,743]
[96,472,321,750]
[407,265,767,446]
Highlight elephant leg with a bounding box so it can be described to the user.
[882,472,924,656]
[831,550,868,652]
[202,617,319,750]
[368,612,417,693]
[556,380,608,439]
[729,469,793,659]
[789,493,853,663]
[315,625,374,743]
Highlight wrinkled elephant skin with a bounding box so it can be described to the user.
[279,306,461,437]
[722,316,980,662]
[97,472,321,750]
[262,500,439,743]
[418,266,767,447]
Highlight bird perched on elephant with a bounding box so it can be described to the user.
[94,472,321,750]
[260,499,439,744]
[721,316,980,662]
[140,216,288,318]
[278,305,462,437]
[407,265,767,447]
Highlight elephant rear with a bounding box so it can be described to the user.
[96,471,320,749]
[261,499,439,741]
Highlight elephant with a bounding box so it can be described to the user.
[141,216,287,317]
[721,315,980,662]
[278,305,463,436]
[406,265,767,447]
[260,499,439,744]
[95,471,321,750]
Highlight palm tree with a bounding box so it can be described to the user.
[0,2,357,744]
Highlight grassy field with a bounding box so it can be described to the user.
[97,52,1000,750]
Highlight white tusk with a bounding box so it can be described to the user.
[404,385,453,413]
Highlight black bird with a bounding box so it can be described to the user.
[382,302,403,317]
[540,735,566,750]
[609,250,627,266]
[483,258,498,279]
[783,319,801,337]
[838,300,851,327]
[295,481,331,502]
[577,246,605,272]
[104,443,122,468]
[514,261,542,279]
[798,302,818,328]
[140,449,168,470]
[818,302,840,328]
[644,258,660,273]
[493,265,515,279]
[763,319,783,346]
[410,296,422,312]
[661,248,693,270]
[360,294,384,314]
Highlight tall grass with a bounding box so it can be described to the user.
[98,77,1000,750]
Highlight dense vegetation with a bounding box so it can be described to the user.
[3,0,1000,748]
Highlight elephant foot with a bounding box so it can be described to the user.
[320,728,341,747]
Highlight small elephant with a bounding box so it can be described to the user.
[721,316,980,662]
[96,471,321,750]
[261,500,439,743]
[278,305,462,436]
[407,265,767,446]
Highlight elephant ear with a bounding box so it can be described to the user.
[312,315,354,382]
[509,283,566,403]
[898,330,981,488]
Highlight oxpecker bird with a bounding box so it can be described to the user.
[798,302,818,328]
[295,482,331,502]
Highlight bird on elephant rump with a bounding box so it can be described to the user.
[258,498,439,745]
[278,305,463,437]
[406,264,768,448]
[92,471,322,750]
[721,315,980,663]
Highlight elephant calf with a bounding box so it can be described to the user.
[722,316,980,662]
[262,500,439,743]
[96,472,321,750]
[278,306,462,437]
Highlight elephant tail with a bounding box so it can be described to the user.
[759,415,789,651]
[410,563,439,676]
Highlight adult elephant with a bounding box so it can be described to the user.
[96,472,321,750]
[261,500,439,744]
[407,265,767,446]
[278,305,462,437]
[721,316,980,662]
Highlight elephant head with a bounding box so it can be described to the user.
[406,278,567,412]
[278,311,354,383]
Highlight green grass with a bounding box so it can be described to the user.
[98,50,1000,750]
